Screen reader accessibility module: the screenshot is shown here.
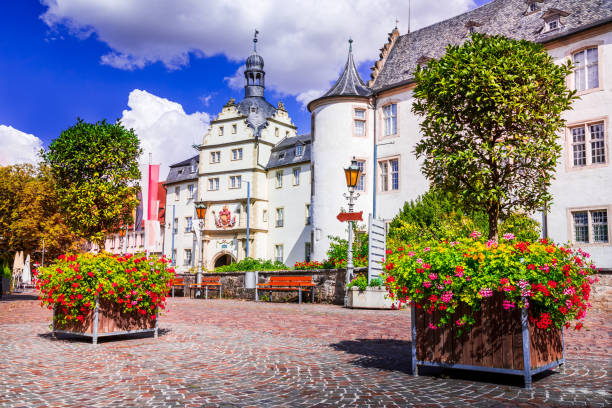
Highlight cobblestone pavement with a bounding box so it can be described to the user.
[0,293,610,407]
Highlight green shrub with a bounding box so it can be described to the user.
[214,257,287,272]
[324,232,368,269]
[1,261,11,279]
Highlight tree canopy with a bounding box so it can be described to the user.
[43,119,142,245]
[412,33,576,239]
[0,164,78,263]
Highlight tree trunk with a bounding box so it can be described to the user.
[488,205,500,241]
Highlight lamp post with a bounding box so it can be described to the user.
[194,200,207,297]
[343,157,362,306]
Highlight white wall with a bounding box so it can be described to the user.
[311,100,373,261]
[163,180,198,272]
[267,163,312,267]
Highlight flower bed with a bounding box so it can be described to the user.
[383,235,599,387]
[35,253,174,343]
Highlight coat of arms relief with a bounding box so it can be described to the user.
[214,205,236,229]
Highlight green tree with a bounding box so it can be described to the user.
[0,164,78,263]
[43,119,142,245]
[412,33,576,240]
[387,189,540,247]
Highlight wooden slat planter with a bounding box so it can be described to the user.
[52,298,158,345]
[411,294,564,388]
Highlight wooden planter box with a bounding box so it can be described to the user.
[347,286,395,309]
[411,294,564,388]
[52,298,158,344]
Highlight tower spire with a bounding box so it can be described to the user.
[253,29,259,53]
[349,37,353,52]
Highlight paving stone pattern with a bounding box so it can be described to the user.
[0,293,610,407]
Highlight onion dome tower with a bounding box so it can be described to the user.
[307,39,373,261]
[236,30,277,139]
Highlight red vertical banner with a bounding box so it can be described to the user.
[148,164,160,221]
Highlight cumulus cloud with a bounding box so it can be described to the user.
[0,125,43,166]
[41,0,477,98]
[120,90,210,179]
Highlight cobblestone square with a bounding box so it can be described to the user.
[1,293,610,407]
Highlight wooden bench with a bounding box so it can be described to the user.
[189,276,222,299]
[170,277,186,297]
[256,276,315,304]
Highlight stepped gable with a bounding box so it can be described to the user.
[371,0,612,92]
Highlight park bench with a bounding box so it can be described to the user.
[256,276,315,304]
[170,277,185,297]
[189,276,222,299]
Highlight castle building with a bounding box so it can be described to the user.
[171,35,313,271]
[308,0,612,268]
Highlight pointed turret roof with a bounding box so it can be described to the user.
[321,39,371,98]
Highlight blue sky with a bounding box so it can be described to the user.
[0,0,491,173]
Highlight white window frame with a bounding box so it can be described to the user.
[382,103,398,137]
[184,249,192,266]
[565,118,608,170]
[378,157,400,192]
[218,126,224,136]
[208,178,220,191]
[293,167,300,185]
[572,46,599,92]
[210,151,221,164]
[305,204,311,225]
[569,207,610,245]
[274,245,284,263]
[275,170,283,188]
[187,184,195,199]
[229,175,242,189]
[174,186,180,201]
[185,216,193,233]
[355,159,366,192]
[232,124,237,134]
[276,208,284,228]
[353,107,367,137]
[232,148,243,161]
[173,218,178,235]
[295,144,304,157]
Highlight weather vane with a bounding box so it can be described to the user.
[348,37,353,52]
[253,29,259,53]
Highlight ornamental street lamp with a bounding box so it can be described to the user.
[343,157,362,306]
[193,200,207,297]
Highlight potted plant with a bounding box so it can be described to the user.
[35,252,174,344]
[346,275,395,309]
[383,234,599,388]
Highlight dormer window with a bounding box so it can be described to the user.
[279,152,285,159]
[529,2,537,12]
[465,21,481,36]
[190,163,196,173]
[542,8,569,33]
[295,144,304,157]
[250,106,257,113]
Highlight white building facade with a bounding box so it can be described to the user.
[309,0,612,268]
[162,155,199,273]
[191,39,313,271]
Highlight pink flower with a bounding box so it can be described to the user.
[428,273,438,281]
[416,258,423,265]
[502,300,515,310]
[470,230,482,238]
[441,291,453,303]
[423,247,431,252]
[422,281,432,288]
[479,288,493,297]
[428,323,438,330]
[454,266,464,278]
[503,233,515,240]
[407,251,415,257]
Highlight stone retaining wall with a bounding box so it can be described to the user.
[176,269,612,311]
[176,268,367,304]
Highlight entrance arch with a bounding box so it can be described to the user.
[213,252,235,268]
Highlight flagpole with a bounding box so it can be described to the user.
[145,153,151,258]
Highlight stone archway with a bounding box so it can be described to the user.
[213,252,235,268]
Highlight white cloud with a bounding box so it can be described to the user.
[296,89,325,109]
[41,0,477,97]
[120,89,210,179]
[0,125,43,166]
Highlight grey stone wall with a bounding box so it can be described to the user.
[175,267,367,304]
